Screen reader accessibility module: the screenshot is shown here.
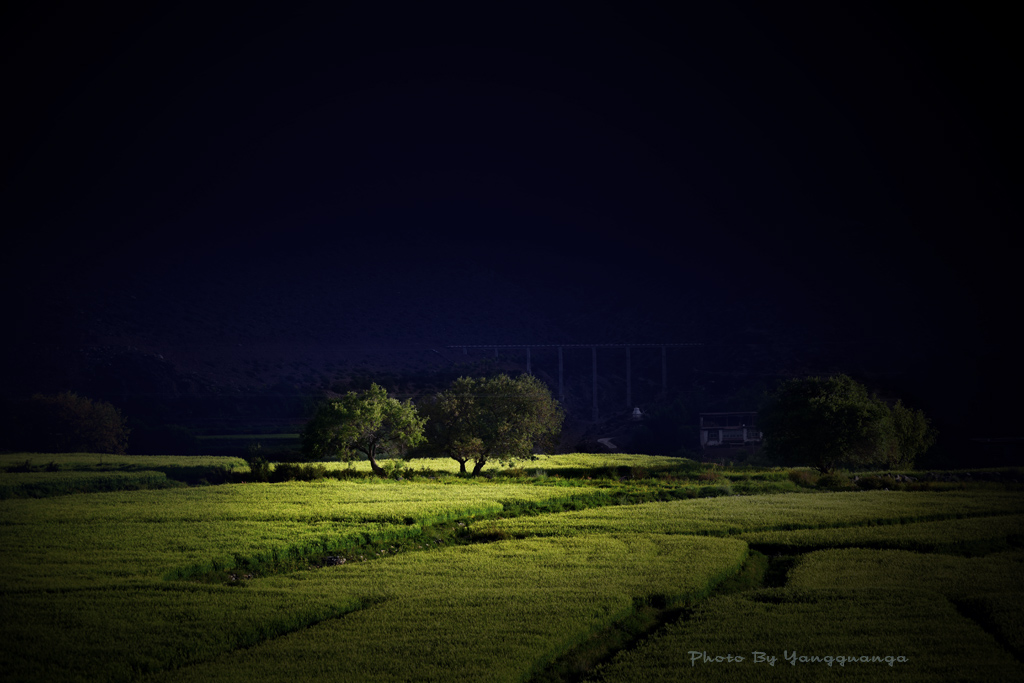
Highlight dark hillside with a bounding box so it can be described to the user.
[1,3,1016,464]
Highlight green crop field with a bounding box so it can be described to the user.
[1,453,1022,682]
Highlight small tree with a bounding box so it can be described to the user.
[885,399,936,470]
[759,375,893,473]
[6,392,130,454]
[418,374,563,475]
[300,383,425,476]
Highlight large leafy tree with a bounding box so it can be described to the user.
[418,374,563,475]
[759,375,896,473]
[301,383,425,476]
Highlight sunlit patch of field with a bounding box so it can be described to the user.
[485,489,1024,538]
[0,479,606,590]
[534,452,699,472]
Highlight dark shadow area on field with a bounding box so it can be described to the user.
[136,596,383,682]
[1,584,381,682]
[748,531,1024,558]
[528,550,772,683]
[528,518,1024,682]
[0,455,248,496]
[952,596,1024,664]
[0,470,185,499]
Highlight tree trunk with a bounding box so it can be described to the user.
[368,456,387,477]
[456,458,467,474]
[366,444,387,477]
[471,458,486,476]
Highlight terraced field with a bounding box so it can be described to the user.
[1,453,1021,682]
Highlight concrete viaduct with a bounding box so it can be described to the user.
[447,344,701,422]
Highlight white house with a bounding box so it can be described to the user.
[699,412,761,449]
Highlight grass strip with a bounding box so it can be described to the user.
[0,453,248,473]
[486,490,1024,538]
[0,470,183,499]
[786,547,1024,598]
[740,513,1024,555]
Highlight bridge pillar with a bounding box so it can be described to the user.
[558,347,564,401]
[661,346,667,396]
[626,346,631,408]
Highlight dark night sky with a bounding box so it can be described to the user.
[2,2,1019,447]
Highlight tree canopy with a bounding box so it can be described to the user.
[300,383,425,476]
[758,374,933,473]
[417,374,563,475]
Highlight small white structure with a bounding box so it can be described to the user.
[631,407,643,420]
[699,412,761,449]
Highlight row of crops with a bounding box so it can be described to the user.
[1,452,1022,681]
